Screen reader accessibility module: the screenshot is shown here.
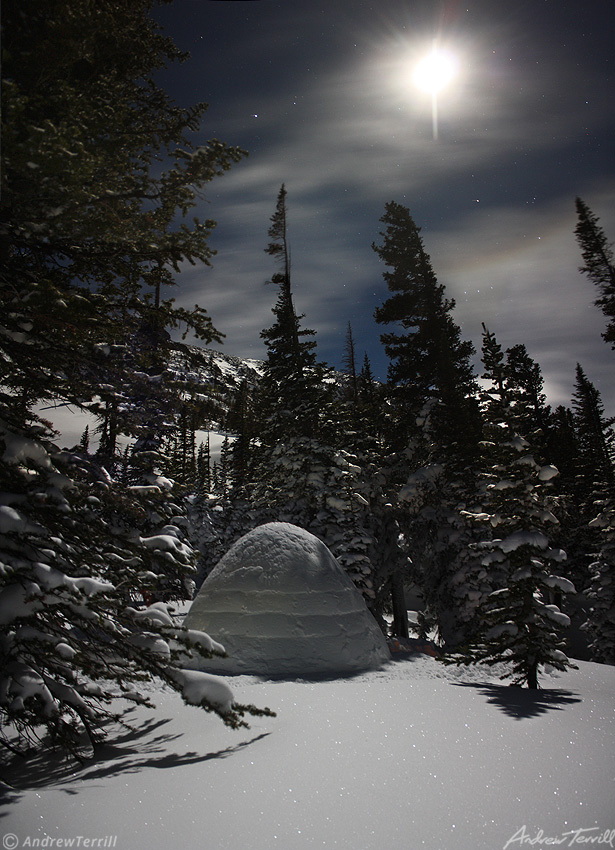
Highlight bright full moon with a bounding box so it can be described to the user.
[413,48,457,94]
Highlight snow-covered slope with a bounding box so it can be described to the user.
[40,345,264,450]
[3,657,614,850]
[184,522,390,676]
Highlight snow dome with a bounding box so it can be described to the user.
[183,522,390,677]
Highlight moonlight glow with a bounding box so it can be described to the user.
[412,46,458,141]
[413,48,457,94]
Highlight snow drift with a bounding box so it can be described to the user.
[183,522,390,676]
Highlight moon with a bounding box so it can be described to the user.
[413,48,457,94]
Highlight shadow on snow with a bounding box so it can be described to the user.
[453,681,582,719]
[0,709,271,797]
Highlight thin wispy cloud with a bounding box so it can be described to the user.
[157,0,614,412]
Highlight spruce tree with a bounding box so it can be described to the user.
[358,353,377,403]
[585,500,615,664]
[342,322,359,402]
[0,0,272,757]
[227,379,258,499]
[373,201,480,456]
[575,197,615,347]
[572,364,614,486]
[248,191,386,617]
[257,185,323,443]
[504,343,552,455]
[372,202,482,642]
[446,326,577,687]
[570,364,615,663]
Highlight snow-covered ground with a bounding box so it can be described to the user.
[2,655,614,850]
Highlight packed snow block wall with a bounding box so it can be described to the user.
[183,522,390,676]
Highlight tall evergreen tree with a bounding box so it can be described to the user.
[446,326,577,687]
[572,363,615,486]
[504,344,551,451]
[585,499,615,664]
[248,191,386,617]
[342,322,359,402]
[251,185,329,523]
[570,364,615,663]
[226,379,258,499]
[257,185,322,442]
[0,0,271,756]
[373,201,480,457]
[575,197,615,347]
[358,353,377,402]
[372,202,482,641]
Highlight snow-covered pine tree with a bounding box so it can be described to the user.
[251,185,331,521]
[0,423,273,758]
[372,201,482,642]
[570,364,615,664]
[572,364,615,487]
[575,197,615,348]
[446,326,577,687]
[227,379,258,499]
[0,0,272,756]
[247,189,385,616]
[504,343,552,459]
[257,185,324,443]
[585,498,615,664]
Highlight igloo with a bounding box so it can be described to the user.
[183,522,390,676]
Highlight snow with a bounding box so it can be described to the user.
[2,657,614,850]
[0,504,45,535]
[184,523,390,676]
[539,464,560,481]
[543,604,572,627]
[486,622,519,639]
[166,668,234,713]
[139,534,193,560]
[544,574,576,594]
[498,530,549,553]
[0,428,53,469]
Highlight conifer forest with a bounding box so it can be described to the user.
[1,0,614,760]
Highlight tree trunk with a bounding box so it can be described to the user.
[391,572,409,638]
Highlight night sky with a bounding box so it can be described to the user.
[152,0,614,414]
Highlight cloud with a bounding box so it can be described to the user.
[167,1,615,413]
[428,186,615,409]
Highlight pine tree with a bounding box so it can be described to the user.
[373,201,480,456]
[256,187,324,443]
[570,364,615,663]
[585,500,615,664]
[572,364,614,486]
[504,343,552,451]
[358,353,377,402]
[1,0,244,426]
[247,191,388,618]
[372,202,482,642]
[575,197,615,347]
[342,322,359,402]
[195,437,212,495]
[446,326,577,687]
[0,0,272,757]
[227,379,258,498]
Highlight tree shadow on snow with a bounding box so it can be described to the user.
[453,682,582,720]
[0,710,271,795]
